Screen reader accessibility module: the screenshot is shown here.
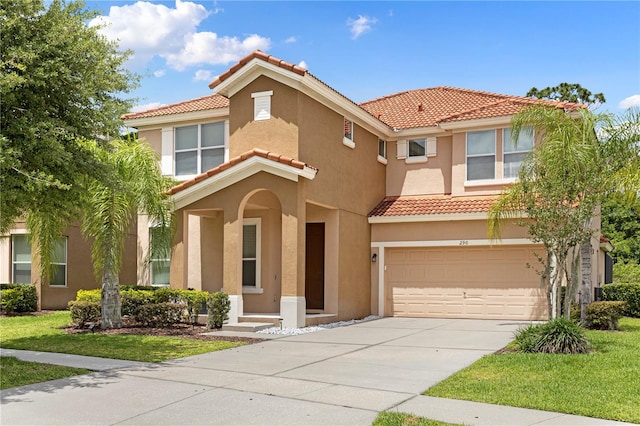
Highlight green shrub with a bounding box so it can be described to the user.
[613,261,640,283]
[173,289,208,315]
[603,283,640,317]
[0,284,38,313]
[583,301,627,330]
[134,302,186,327]
[207,291,230,329]
[513,317,590,354]
[120,284,162,291]
[68,300,101,327]
[75,289,101,302]
[120,289,155,316]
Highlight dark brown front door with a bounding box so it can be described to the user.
[305,223,325,310]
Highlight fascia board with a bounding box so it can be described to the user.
[172,156,317,210]
[124,108,229,129]
[214,59,304,98]
[437,116,513,130]
[392,127,447,139]
[368,212,489,224]
[370,238,536,248]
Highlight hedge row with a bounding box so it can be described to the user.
[69,288,230,329]
[602,283,640,317]
[0,283,38,313]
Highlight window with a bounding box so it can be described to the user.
[409,138,426,158]
[242,218,261,291]
[11,235,31,284]
[252,90,273,121]
[343,118,355,148]
[50,238,67,286]
[150,227,170,287]
[466,130,496,180]
[503,127,534,179]
[174,122,225,177]
[377,139,387,164]
[378,139,386,158]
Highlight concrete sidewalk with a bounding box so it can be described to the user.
[1,318,635,425]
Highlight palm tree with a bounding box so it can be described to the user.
[82,137,174,328]
[488,106,638,319]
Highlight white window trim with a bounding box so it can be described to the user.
[49,237,67,287]
[251,90,273,121]
[11,234,31,284]
[398,137,436,164]
[343,118,355,149]
[466,130,497,181]
[172,121,229,181]
[502,127,534,180]
[377,139,387,165]
[149,225,170,287]
[242,218,262,294]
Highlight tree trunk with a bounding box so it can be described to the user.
[580,242,592,321]
[101,268,121,329]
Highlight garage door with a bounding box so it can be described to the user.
[386,246,547,320]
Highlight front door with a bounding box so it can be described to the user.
[305,223,325,310]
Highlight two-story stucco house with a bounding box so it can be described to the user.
[123,51,609,328]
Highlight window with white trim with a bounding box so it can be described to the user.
[150,227,170,287]
[466,130,496,180]
[11,235,31,284]
[343,118,355,148]
[50,238,67,286]
[377,139,387,164]
[174,122,225,176]
[242,218,261,292]
[503,127,534,179]
[409,138,426,158]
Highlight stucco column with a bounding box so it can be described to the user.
[169,210,185,288]
[223,206,242,322]
[280,183,306,328]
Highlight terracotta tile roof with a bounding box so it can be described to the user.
[209,50,307,89]
[369,195,499,217]
[168,149,317,196]
[122,94,229,120]
[359,86,584,129]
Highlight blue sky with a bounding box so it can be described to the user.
[85,1,640,113]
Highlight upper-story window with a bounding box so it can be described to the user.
[409,138,426,158]
[377,139,387,164]
[503,127,534,179]
[343,118,355,148]
[398,137,437,164]
[174,122,225,176]
[466,130,496,180]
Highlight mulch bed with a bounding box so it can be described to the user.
[64,317,264,344]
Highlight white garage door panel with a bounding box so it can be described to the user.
[387,246,547,320]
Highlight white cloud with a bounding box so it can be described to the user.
[165,32,270,71]
[347,15,378,39]
[619,94,640,109]
[132,102,166,112]
[298,60,308,69]
[90,0,269,70]
[194,69,214,81]
[284,36,297,44]
[153,70,166,77]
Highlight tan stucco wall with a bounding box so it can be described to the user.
[229,76,299,159]
[371,218,530,243]
[2,222,137,310]
[386,136,453,196]
[138,129,162,155]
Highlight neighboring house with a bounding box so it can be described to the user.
[122,50,609,327]
[0,222,137,309]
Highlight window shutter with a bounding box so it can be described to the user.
[426,137,437,157]
[396,140,407,159]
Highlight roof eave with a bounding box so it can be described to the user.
[124,108,229,129]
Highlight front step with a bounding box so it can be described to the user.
[221,322,274,332]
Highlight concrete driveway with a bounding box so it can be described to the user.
[0,318,526,425]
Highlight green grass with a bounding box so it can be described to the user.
[373,412,460,426]
[425,317,640,423]
[0,311,245,363]
[1,356,89,389]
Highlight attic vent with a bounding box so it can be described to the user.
[418,103,424,112]
[252,90,273,121]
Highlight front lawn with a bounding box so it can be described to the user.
[0,311,245,363]
[0,356,89,389]
[425,317,640,423]
[373,412,460,426]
